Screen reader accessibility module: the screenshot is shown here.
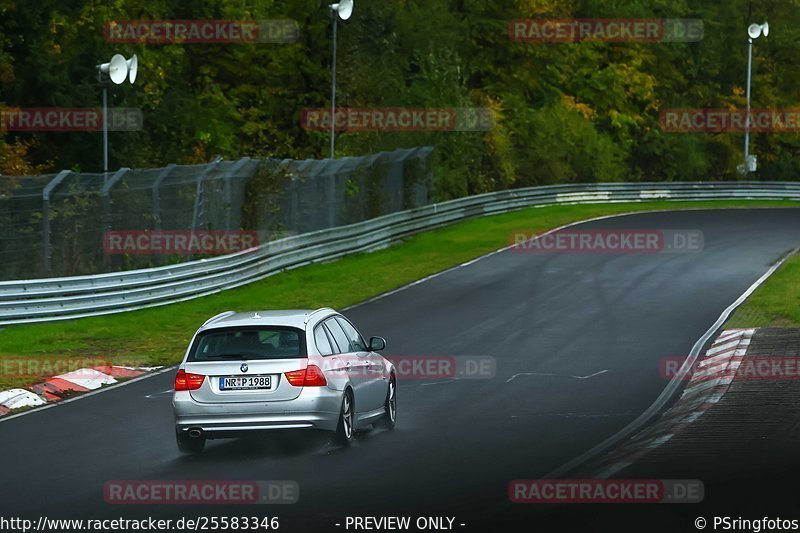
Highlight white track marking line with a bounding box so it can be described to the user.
[505,369,608,383]
[697,348,747,369]
[692,360,739,381]
[419,380,462,387]
[644,434,673,448]
[712,330,745,344]
[145,388,175,399]
[682,376,735,397]
[706,339,743,356]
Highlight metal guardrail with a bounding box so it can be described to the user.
[2,181,799,325]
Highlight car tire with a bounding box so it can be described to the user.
[377,376,396,430]
[335,390,355,446]
[176,429,206,454]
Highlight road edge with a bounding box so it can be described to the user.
[542,246,800,479]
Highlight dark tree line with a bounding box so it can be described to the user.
[1,0,798,200]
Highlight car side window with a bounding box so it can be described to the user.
[324,318,352,353]
[336,317,366,352]
[314,324,334,356]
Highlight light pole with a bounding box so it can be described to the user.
[96,53,138,182]
[743,22,768,174]
[329,0,353,159]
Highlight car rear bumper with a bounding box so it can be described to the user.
[173,386,342,436]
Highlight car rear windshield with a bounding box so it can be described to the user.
[187,326,307,361]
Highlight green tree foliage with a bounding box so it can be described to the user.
[1,0,799,195]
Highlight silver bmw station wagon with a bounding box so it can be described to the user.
[172,308,396,453]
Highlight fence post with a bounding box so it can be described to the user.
[325,158,351,228]
[101,167,131,269]
[222,157,251,231]
[41,170,71,276]
[289,173,299,233]
[191,156,222,232]
[102,167,131,232]
[150,163,176,266]
[152,163,176,232]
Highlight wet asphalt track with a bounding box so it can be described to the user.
[1,208,799,532]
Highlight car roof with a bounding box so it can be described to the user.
[199,308,338,331]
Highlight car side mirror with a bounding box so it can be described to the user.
[368,336,386,351]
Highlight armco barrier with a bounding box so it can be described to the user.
[1,181,799,325]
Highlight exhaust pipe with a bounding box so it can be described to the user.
[188,428,203,438]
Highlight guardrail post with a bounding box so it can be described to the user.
[42,170,71,276]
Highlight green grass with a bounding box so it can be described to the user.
[0,199,796,389]
[726,252,800,328]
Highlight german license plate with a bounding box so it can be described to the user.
[220,375,272,390]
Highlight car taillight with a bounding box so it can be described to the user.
[175,369,205,391]
[285,365,327,387]
[303,365,328,386]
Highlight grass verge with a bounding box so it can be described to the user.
[726,252,800,328]
[0,199,796,389]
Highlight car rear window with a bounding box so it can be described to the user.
[187,326,307,361]
[314,325,334,356]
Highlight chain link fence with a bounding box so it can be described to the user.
[0,146,433,280]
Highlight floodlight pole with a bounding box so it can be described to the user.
[96,53,137,182]
[97,65,108,185]
[96,68,109,185]
[744,37,753,164]
[742,22,767,174]
[103,84,109,184]
[330,11,338,160]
